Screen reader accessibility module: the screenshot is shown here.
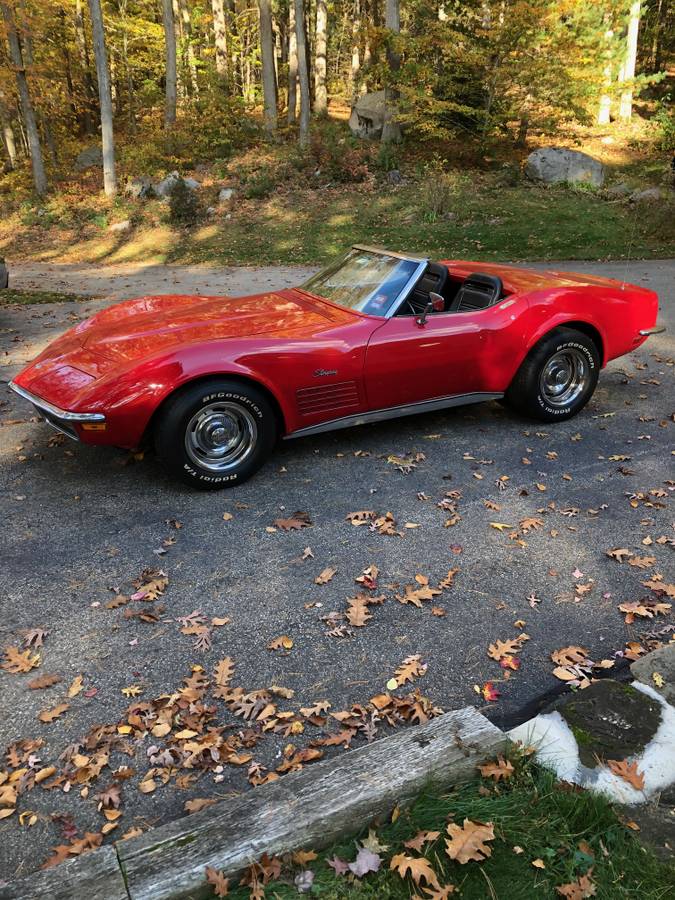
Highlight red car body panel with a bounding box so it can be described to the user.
[11,260,659,449]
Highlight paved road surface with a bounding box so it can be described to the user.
[0,259,673,882]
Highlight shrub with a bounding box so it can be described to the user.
[168,179,203,226]
[308,121,372,183]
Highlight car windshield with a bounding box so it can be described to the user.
[301,248,422,316]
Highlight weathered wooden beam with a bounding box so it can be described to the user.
[0,845,128,900]
[119,707,505,900]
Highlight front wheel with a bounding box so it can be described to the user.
[154,379,277,489]
[505,328,600,422]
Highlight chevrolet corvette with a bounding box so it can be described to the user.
[9,246,662,488]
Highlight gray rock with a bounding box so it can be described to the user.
[206,207,216,217]
[218,187,235,204]
[604,181,631,199]
[386,169,402,185]
[631,643,675,703]
[524,147,605,187]
[109,220,131,234]
[629,186,663,203]
[183,177,201,190]
[74,145,103,171]
[349,90,387,140]
[125,176,154,200]
[154,171,182,198]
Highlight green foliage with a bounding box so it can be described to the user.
[308,120,372,183]
[654,96,675,152]
[168,178,203,226]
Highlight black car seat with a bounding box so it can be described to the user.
[405,262,450,314]
[448,273,503,312]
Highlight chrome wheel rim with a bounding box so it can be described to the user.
[185,402,257,472]
[540,349,588,407]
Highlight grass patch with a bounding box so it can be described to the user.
[0,289,94,306]
[224,758,673,899]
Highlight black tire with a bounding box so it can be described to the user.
[154,378,277,489]
[505,327,600,422]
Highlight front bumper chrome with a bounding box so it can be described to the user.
[639,326,666,336]
[8,380,105,441]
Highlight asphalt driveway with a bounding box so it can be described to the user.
[0,259,673,883]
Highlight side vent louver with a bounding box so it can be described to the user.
[296,381,360,417]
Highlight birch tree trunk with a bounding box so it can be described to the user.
[88,0,116,196]
[74,0,96,134]
[162,0,177,127]
[597,23,613,125]
[619,0,641,121]
[381,0,401,143]
[0,87,17,169]
[258,0,277,134]
[211,0,228,79]
[314,0,327,115]
[0,1,47,194]
[287,0,298,123]
[349,0,361,99]
[294,0,310,146]
[178,0,199,98]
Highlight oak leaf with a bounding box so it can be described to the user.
[346,594,372,627]
[213,657,235,694]
[438,568,459,589]
[551,646,588,667]
[607,759,645,791]
[394,655,427,685]
[38,703,69,723]
[274,511,312,530]
[404,830,441,852]
[315,567,337,585]
[205,866,229,897]
[556,869,597,899]
[479,756,514,781]
[2,646,40,674]
[444,819,494,864]
[267,635,293,651]
[185,798,218,813]
[390,853,440,889]
[68,675,84,698]
[606,548,632,561]
[27,673,61,690]
[628,556,655,569]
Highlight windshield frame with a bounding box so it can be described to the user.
[299,245,429,319]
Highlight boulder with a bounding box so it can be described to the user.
[74,145,103,171]
[125,176,154,200]
[183,176,201,190]
[631,643,675,703]
[629,186,663,203]
[348,91,387,140]
[604,181,631,199]
[218,187,235,204]
[524,147,605,187]
[109,220,131,234]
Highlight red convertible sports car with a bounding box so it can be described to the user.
[10,246,662,489]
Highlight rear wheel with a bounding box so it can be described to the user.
[154,379,277,489]
[505,328,600,422]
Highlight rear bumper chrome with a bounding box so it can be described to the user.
[639,326,665,336]
[8,381,105,441]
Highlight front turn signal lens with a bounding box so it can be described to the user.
[81,422,107,432]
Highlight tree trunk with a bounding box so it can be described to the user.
[314,0,327,115]
[211,0,228,78]
[178,0,199,98]
[287,0,298,123]
[75,0,96,135]
[294,0,310,146]
[349,0,361,99]
[0,1,47,194]
[258,0,277,134]
[0,88,17,169]
[619,0,641,121]
[162,0,177,126]
[87,0,117,196]
[381,0,401,144]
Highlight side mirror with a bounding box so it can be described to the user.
[415,301,433,327]
[430,291,445,312]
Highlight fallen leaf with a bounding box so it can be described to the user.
[205,865,229,897]
[38,703,69,723]
[445,819,494,864]
[390,853,440,889]
[348,846,381,877]
[267,635,293,651]
[607,759,645,791]
[556,869,597,899]
[315,567,337,585]
[479,756,514,781]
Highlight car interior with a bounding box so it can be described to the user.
[399,262,504,316]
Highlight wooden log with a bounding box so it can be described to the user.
[119,707,505,899]
[0,845,128,900]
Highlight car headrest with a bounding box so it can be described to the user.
[454,272,503,312]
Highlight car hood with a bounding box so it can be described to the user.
[70,289,343,362]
